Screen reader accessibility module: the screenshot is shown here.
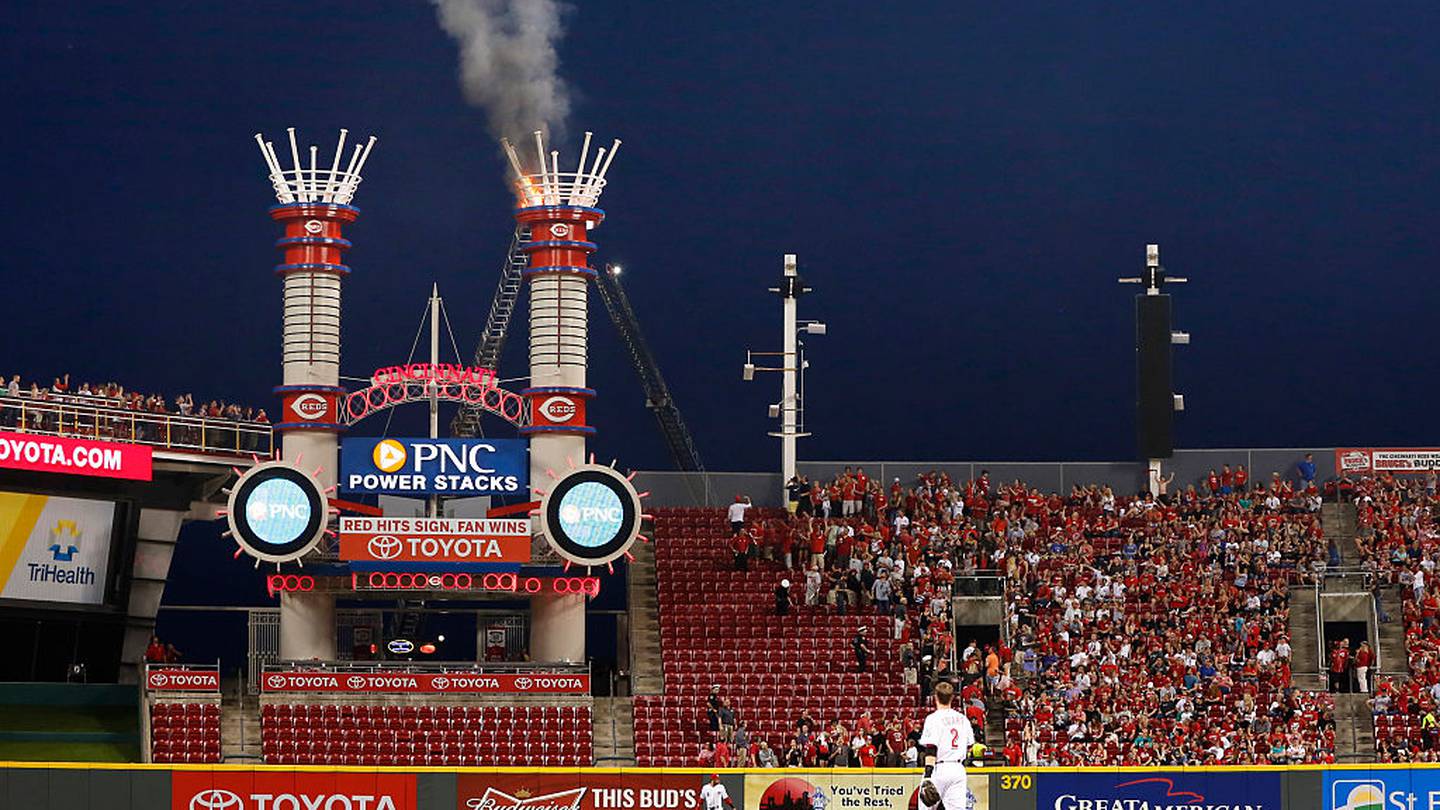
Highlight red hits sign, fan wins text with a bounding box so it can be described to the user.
[339,516,531,563]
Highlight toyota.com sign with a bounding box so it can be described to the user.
[173,772,415,810]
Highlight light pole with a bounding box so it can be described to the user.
[742,254,824,504]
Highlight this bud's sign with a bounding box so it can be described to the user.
[147,667,220,692]
[340,437,527,495]
[339,516,531,563]
[261,670,589,694]
[172,770,416,810]
[457,773,717,810]
[529,393,587,429]
[1335,447,1440,474]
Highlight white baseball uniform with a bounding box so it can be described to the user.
[918,706,974,810]
[700,783,730,810]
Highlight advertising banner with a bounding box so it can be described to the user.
[339,516,531,563]
[457,771,730,810]
[1035,771,1280,810]
[529,392,588,430]
[1335,448,1440,474]
[1325,768,1440,810]
[0,430,152,481]
[260,670,589,694]
[0,491,115,605]
[147,668,220,692]
[341,438,527,495]
[744,771,987,810]
[172,770,416,810]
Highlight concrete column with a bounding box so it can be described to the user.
[279,591,336,661]
[529,592,586,663]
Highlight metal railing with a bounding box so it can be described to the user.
[0,394,272,456]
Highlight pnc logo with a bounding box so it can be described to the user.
[367,535,402,560]
[290,393,329,420]
[190,789,243,810]
[373,440,407,473]
[560,504,622,523]
[539,396,577,423]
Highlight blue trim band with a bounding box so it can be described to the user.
[274,263,351,276]
[522,387,596,397]
[273,385,347,394]
[275,236,353,249]
[522,240,597,253]
[520,425,597,436]
[273,421,346,432]
[270,202,361,215]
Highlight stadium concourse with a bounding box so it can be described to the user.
[637,465,1353,768]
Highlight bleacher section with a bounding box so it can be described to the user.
[260,703,592,766]
[634,507,920,766]
[150,702,220,763]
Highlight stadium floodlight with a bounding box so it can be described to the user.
[1172,331,1190,345]
[768,403,781,419]
[611,265,622,276]
[802,322,827,335]
[1173,394,1185,411]
[742,363,756,381]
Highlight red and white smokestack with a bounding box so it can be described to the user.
[254,128,376,484]
[504,131,620,491]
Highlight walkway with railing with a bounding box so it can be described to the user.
[0,394,272,457]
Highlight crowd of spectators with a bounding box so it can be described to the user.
[1,372,268,448]
[697,458,1338,767]
[1346,471,1440,761]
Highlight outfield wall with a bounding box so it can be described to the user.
[0,763,1431,810]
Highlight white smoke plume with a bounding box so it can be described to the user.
[432,0,571,144]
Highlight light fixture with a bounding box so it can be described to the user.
[437,635,446,642]
[804,322,827,335]
[611,265,622,276]
[742,363,755,381]
[768,403,781,419]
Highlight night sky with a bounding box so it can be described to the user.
[5,2,1439,472]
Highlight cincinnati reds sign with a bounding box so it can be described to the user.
[259,670,589,694]
[147,668,220,692]
[527,391,587,430]
[343,364,527,427]
[289,393,328,420]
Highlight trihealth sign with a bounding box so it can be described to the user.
[0,431,152,481]
[260,670,589,694]
[339,516,530,563]
[341,438,526,495]
[1036,771,1279,810]
[0,491,116,605]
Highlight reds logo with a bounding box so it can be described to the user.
[538,396,577,423]
[549,223,572,238]
[289,393,329,420]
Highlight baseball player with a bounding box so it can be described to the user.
[917,681,975,810]
[700,774,733,810]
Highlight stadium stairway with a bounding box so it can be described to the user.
[1334,693,1376,760]
[591,696,636,765]
[1288,585,1325,690]
[628,539,664,695]
[219,679,261,762]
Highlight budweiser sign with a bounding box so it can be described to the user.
[261,670,589,694]
[148,668,220,692]
[458,775,707,810]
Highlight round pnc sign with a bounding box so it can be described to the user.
[226,461,329,563]
[539,464,641,567]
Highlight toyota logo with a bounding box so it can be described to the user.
[149,672,167,687]
[267,675,286,689]
[347,676,368,690]
[432,676,451,690]
[190,789,243,810]
[367,535,402,560]
[514,677,533,690]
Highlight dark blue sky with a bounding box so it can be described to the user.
[5,2,1438,471]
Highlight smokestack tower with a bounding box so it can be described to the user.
[254,127,376,659]
[502,131,619,663]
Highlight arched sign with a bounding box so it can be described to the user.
[341,364,529,428]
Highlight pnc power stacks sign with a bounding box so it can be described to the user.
[341,438,526,495]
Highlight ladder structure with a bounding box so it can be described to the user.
[450,226,529,438]
[593,265,705,472]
